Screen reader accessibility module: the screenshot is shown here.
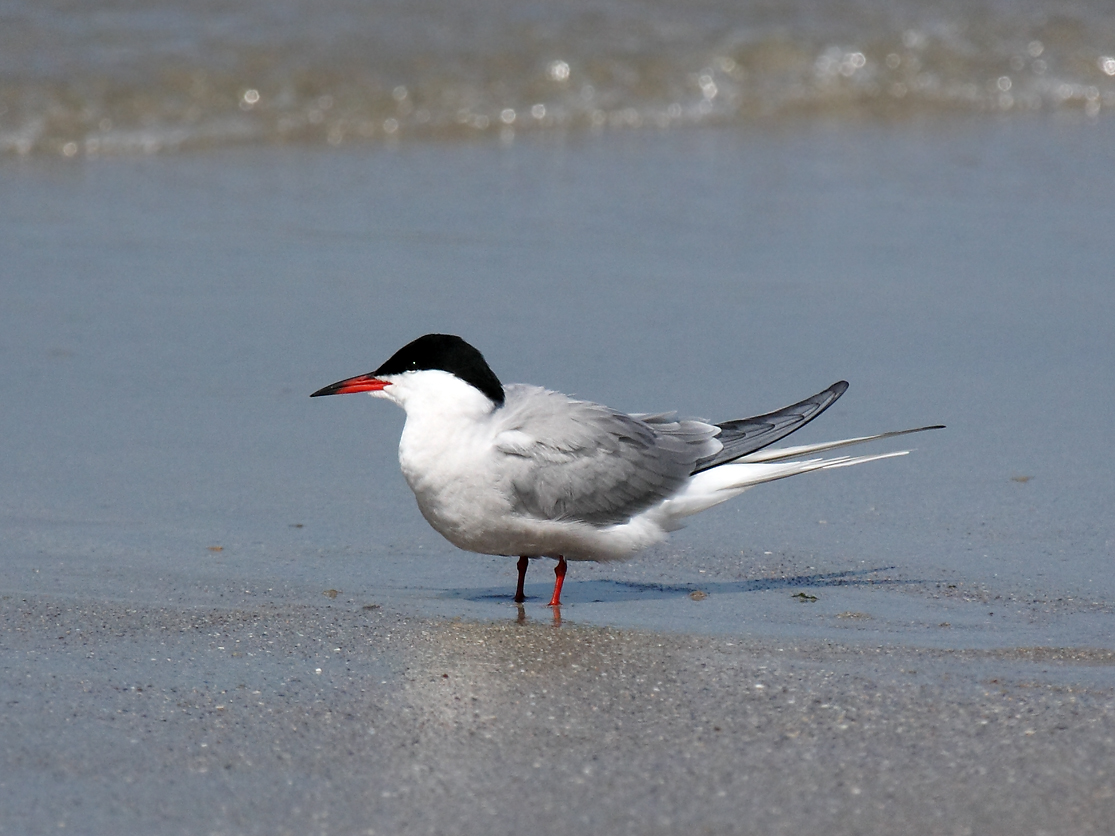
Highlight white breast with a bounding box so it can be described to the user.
[386,370,516,552]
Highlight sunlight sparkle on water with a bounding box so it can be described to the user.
[547,60,571,82]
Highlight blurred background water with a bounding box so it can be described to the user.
[3,0,1115,156]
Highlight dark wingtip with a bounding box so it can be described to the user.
[692,379,856,474]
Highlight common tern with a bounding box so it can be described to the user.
[312,334,941,607]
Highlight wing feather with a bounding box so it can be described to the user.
[692,381,848,473]
[496,386,720,526]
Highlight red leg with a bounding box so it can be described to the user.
[547,556,567,607]
[514,555,529,603]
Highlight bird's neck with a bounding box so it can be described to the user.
[393,373,499,485]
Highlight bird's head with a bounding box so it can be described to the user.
[311,333,505,413]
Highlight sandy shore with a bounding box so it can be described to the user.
[3,593,1112,835]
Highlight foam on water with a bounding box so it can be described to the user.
[3,0,1115,156]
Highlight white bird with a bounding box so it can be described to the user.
[312,334,941,607]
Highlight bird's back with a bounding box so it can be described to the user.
[494,385,721,527]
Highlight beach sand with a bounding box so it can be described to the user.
[3,594,1113,835]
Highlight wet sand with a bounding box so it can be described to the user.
[3,593,1113,835]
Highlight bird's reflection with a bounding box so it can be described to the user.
[512,602,562,626]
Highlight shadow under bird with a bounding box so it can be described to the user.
[312,334,942,607]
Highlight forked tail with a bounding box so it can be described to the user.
[658,424,943,523]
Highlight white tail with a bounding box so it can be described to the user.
[740,425,942,464]
[653,425,940,526]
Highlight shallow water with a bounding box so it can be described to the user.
[3,118,1113,654]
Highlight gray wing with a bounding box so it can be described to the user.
[495,386,720,526]
[691,381,849,474]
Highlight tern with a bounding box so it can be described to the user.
[312,334,941,607]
